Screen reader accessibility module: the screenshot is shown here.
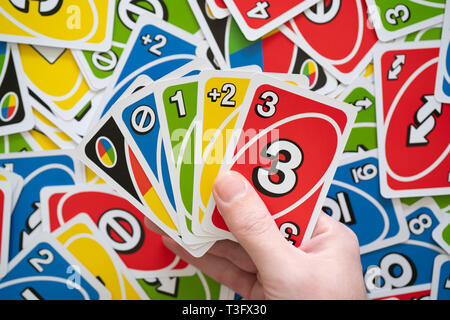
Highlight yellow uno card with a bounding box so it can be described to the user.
[27,129,60,150]
[193,71,254,238]
[13,44,94,120]
[0,0,114,51]
[32,108,76,149]
[85,166,106,185]
[53,214,148,300]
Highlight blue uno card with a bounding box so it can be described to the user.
[117,91,177,211]
[403,197,446,246]
[0,151,82,262]
[98,15,206,118]
[112,63,213,246]
[323,150,409,254]
[361,197,446,295]
[362,241,445,295]
[0,235,110,300]
[431,255,450,300]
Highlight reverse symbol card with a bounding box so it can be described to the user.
[374,41,450,198]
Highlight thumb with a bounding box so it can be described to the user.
[212,171,292,271]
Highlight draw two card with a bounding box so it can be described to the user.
[96,14,207,120]
[74,0,202,90]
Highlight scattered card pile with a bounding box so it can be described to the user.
[0,0,448,300]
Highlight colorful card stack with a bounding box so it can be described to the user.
[0,0,448,300]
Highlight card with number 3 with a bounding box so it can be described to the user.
[202,74,357,245]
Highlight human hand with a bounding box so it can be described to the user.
[146,171,367,300]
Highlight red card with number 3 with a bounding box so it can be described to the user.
[202,75,356,246]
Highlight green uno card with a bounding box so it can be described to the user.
[138,271,232,300]
[74,0,202,90]
[402,195,450,214]
[0,130,58,153]
[338,77,377,153]
[154,76,216,245]
[367,0,446,41]
[404,25,443,42]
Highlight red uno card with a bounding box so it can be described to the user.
[213,0,227,8]
[40,185,193,278]
[374,42,450,198]
[280,0,378,84]
[202,74,356,245]
[223,0,321,41]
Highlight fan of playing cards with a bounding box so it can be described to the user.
[0,0,448,300]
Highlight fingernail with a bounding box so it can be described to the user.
[213,171,248,204]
